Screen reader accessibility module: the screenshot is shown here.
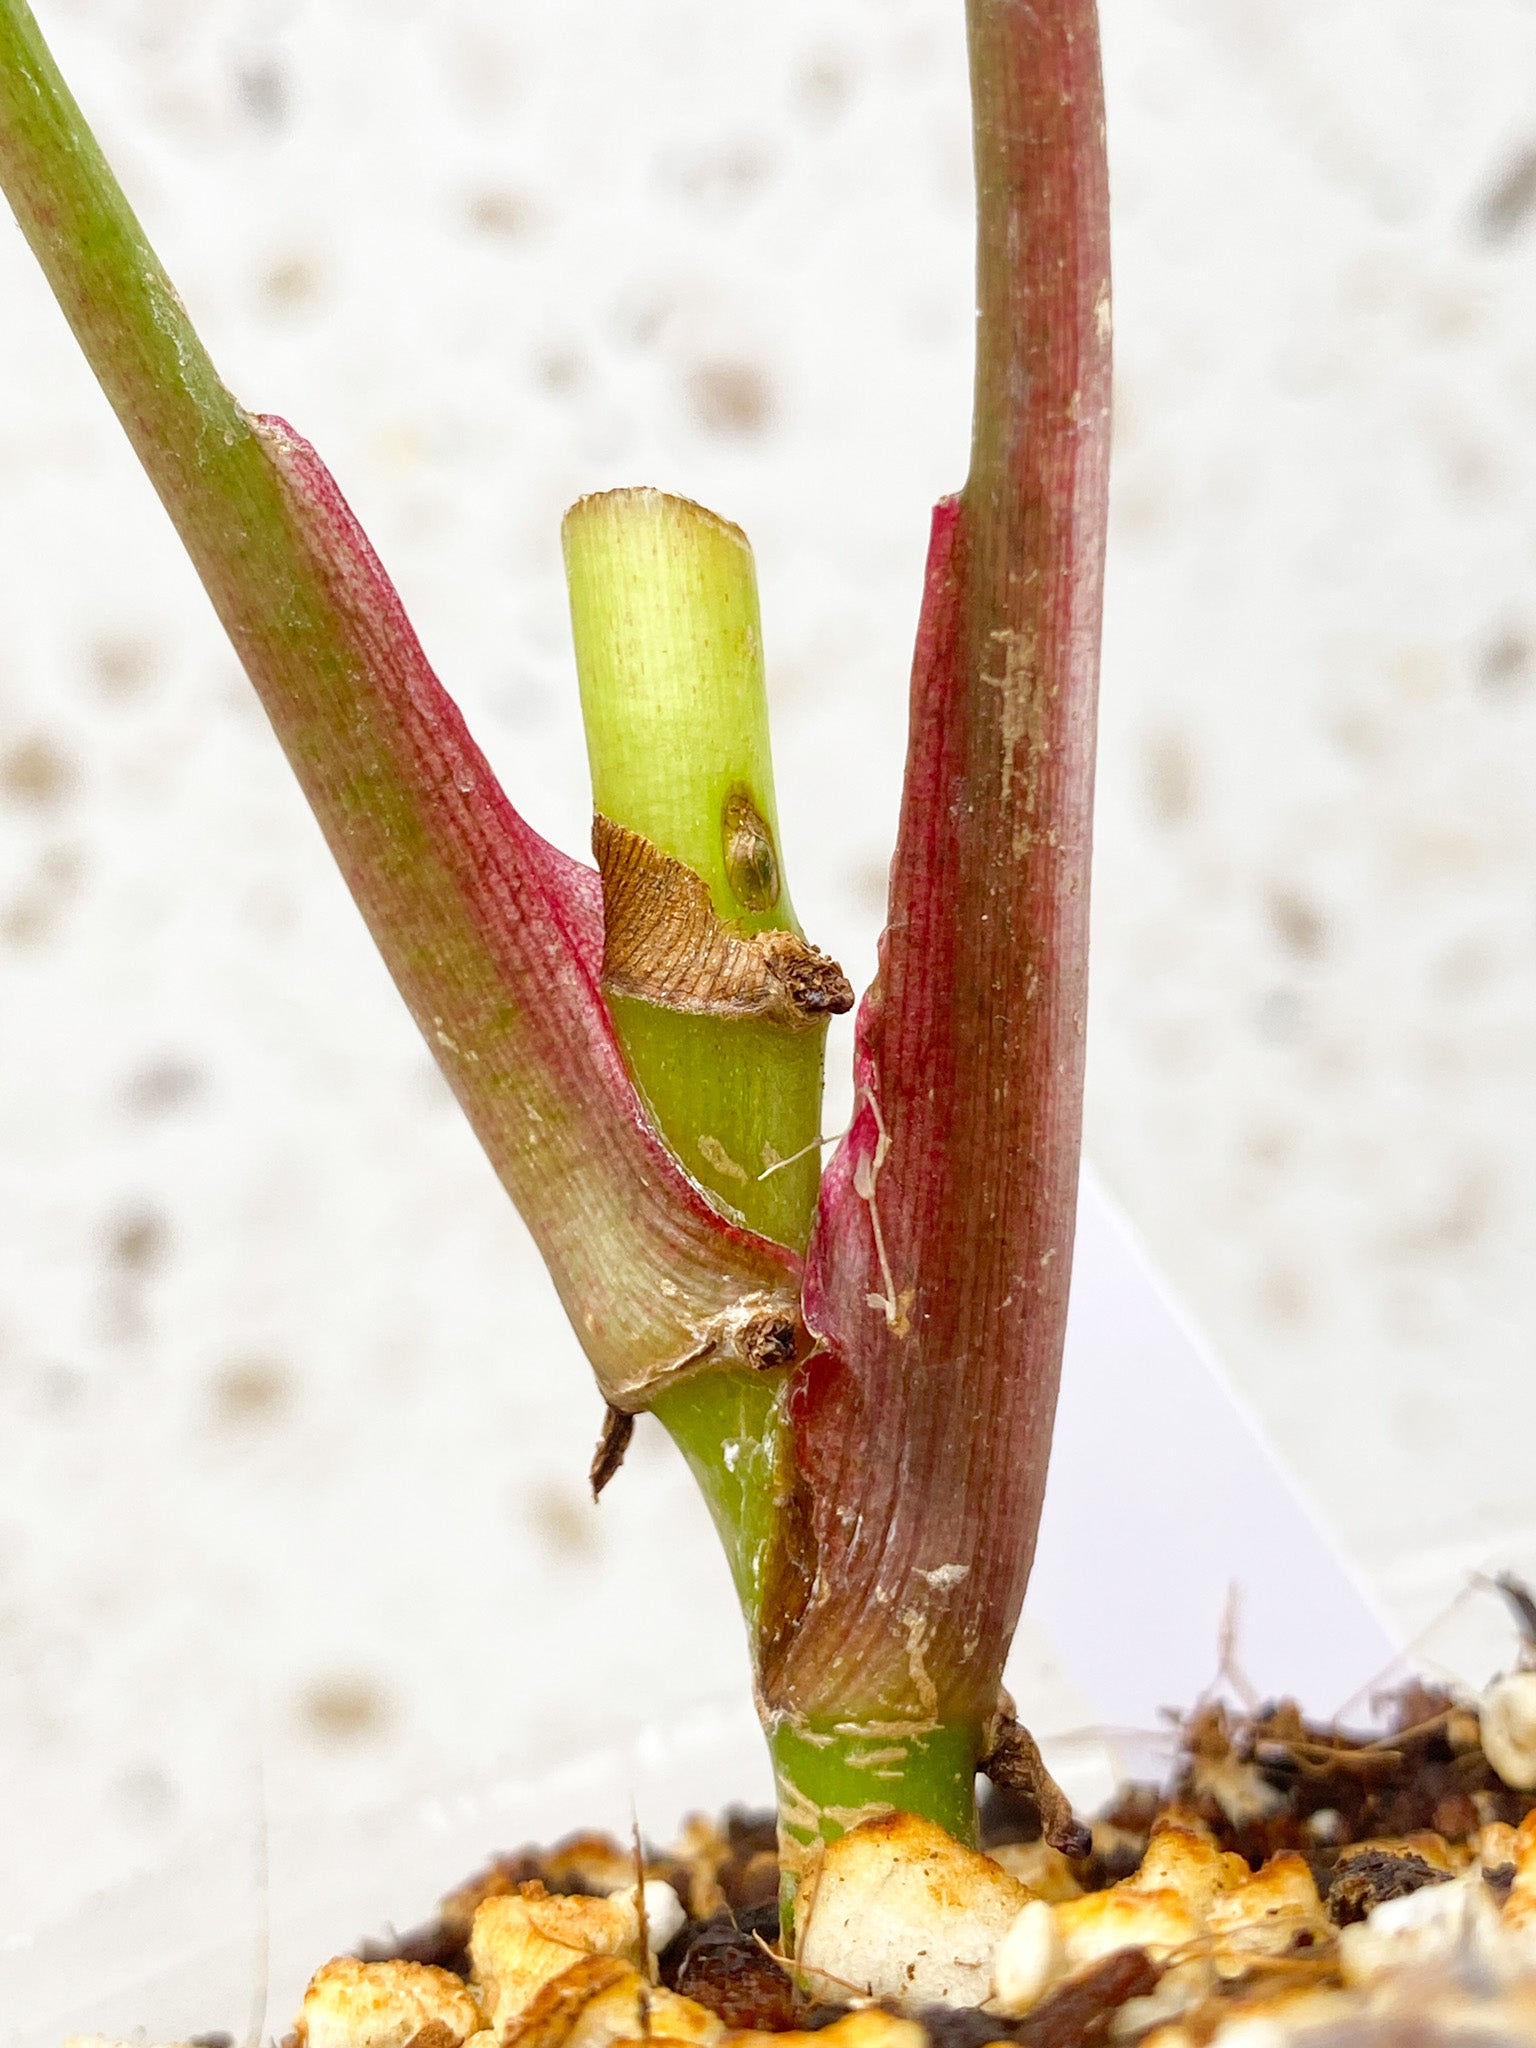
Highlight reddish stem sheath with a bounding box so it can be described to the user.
[765,0,1112,1741]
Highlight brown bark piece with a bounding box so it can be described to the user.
[1325,1848,1450,1926]
[1010,1949,1160,2048]
[668,1907,835,2032]
[594,816,852,1027]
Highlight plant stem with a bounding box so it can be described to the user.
[0,0,266,549]
[771,1719,980,1900]
[0,0,806,1413]
[761,0,1112,1848]
[566,492,824,1252]
[564,491,829,1618]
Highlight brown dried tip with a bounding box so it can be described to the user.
[590,1403,635,1499]
[982,1713,1091,1859]
[740,1308,800,1370]
[595,816,852,1027]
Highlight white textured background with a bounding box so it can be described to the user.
[2,0,1536,1937]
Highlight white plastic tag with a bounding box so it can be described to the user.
[1023,1167,1401,1756]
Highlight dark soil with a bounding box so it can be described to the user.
[361,1683,1536,2043]
[1074,1684,1532,1888]
[665,1903,845,2032]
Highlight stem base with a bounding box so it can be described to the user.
[770,1715,982,1912]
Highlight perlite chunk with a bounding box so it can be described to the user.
[707,2015,925,2048]
[296,1955,483,2048]
[991,1897,1066,2017]
[1482,1675,1536,1793]
[468,1880,682,2036]
[795,1811,1032,2011]
[487,1955,721,2048]
[1052,1884,1202,1971]
[1206,1854,1330,1975]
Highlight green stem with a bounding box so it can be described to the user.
[771,1719,982,1901]
[0,0,273,563]
[564,491,826,1620]
[0,0,811,1415]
